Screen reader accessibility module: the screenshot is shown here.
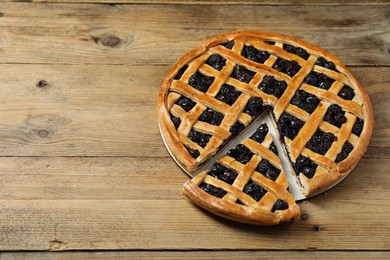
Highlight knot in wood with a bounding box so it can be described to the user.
[100,35,122,47]
[37,80,48,88]
[312,224,322,232]
[38,130,49,138]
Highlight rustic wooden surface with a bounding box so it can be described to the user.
[0,0,389,258]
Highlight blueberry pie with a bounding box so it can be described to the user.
[158,31,373,224]
[183,123,301,225]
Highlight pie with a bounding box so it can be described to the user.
[183,123,301,225]
[157,31,373,224]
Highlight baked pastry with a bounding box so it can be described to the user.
[157,31,373,221]
[183,123,301,225]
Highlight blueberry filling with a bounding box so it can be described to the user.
[250,123,268,144]
[243,97,266,119]
[176,96,196,112]
[305,130,336,155]
[258,75,288,98]
[241,45,270,64]
[208,163,238,185]
[229,121,246,139]
[352,117,364,136]
[324,104,347,128]
[269,142,278,155]
[221,41,234,49]
[199,108,224,126]
[227,144,253,164]
[257,159,281,181]
[206,54,226,71]
[199,182,227,198]
[188,71,214,93]
[278,112,305,140]
[293,155,318,179]
[283,44,310,60]
[236,199,245,205]
[272,58,301,77]
[174,65,188,80]
[338,85,355,100]
[271,199,289,212]
[231,65,256,83]
[264,41,275,45]
[290,90,320,113]
[186,146,200,159]
[316,57,337,71]
[170,113,181,129]
[304,71,335,90]
[244,180,267,202]
[215,83,242,106]
[335,141,354,163]
[188,130,211,148]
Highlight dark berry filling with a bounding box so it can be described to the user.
[335,141,354,163]
[283,44,309,60]
[293,155,318,178]
[258,75,288,98]
[206,54,226,71]
[257,159,281,181]
[176,96,196,112]
[199,182,227,198]
[188,71,214,93]
[243,97,266,119]
[324,104,347,128]
[304,71,335,90]
[208,163,238,185]
[174,65,188,80]
[231,65,256,83]
[188,130,211,148]
[290,90,320,113]
[221,41,234,49]
[199,108,224,126]
[186,146,200,159]
[170,113,181,129]
[352,118,364,136]
[271,199,289,212]
[244,180,267,202]
[264,41,275,45]
[227,144,253,164]
[278,112,305,140]
[305,130,336,155]
[316,57,337,71]
[236,199,245,205]
[338,85,355,100]
[241,45,270,64]
[272,58,301,77]
[215,83,242,106]
[229,121,246,139]
[250,123,268,144]
[269,142,278,155]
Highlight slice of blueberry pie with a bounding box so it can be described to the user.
[158,31,373,224]
[183,123,301,225]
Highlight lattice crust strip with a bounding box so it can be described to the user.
[183,123,301,225]
[158,31,373,198]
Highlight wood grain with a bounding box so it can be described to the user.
[0,65,387,157]
[0,4,389,65]
[1,251,389,259]
[0,157,388,250]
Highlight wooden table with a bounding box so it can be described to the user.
[0,0,389,258]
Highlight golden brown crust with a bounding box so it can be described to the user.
[158,30,373,198]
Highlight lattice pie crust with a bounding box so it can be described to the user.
[158,31,373,225]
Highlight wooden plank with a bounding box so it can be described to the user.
[5,0,390,5]
[0,65,387,157]
[0,157,386,200]
[1,251,390,259]
[0,158,388,250]
[0,4,389,65]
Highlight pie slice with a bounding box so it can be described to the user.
[158,31,373,198]
[183,123,300,225]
